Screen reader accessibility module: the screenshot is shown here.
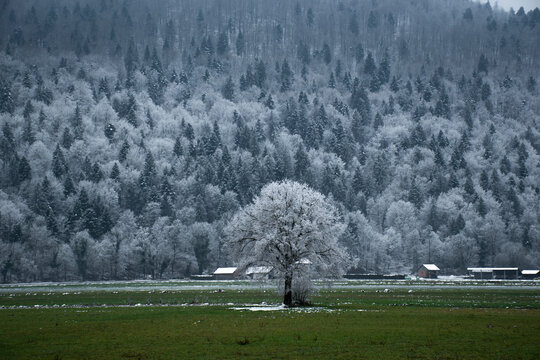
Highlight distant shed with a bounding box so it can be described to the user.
[213,267,239,280]
[245,266,273,280]
[467,267,519,280]
[522,270,540,280]
[467,267,493,279]
[417,264,440,279]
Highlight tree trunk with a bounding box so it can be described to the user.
[113,239,121,279]
[283,272,293,307]
[2,252,13,283]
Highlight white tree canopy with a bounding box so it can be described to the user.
[226,180,347,306]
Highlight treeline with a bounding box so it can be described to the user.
[0,0,539,282]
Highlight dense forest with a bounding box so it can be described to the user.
[0,0,539,282]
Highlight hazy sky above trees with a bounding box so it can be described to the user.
[488,0,540,11]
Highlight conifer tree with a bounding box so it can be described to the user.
[364,52,376,75]
[526,76,536,93]
[307,8,314,27]
[221,76,235,101]
[173,137,183,157]
[322,43,332,65]
[477,197,487,218]
[124,38,139,75]
[91,162,103,183]
[255,60,266,88]
[265,94,275,109]
[408,178,423,209]
[72,105,84,139]
[280,59,293,92]
[236,31,245,56]
[217,31,228,56]
[119,140,130,162]
[125,93,138,126]
[52,144,67,178]
[350,81,371,121]
[0,79,15,114]
[140,152,157,188]
[434,87,451,119]
[22,117,35,144]
[367,11,379,29]
[477,54,489,74]
[373,113,383,130]
[110,162,120,180]
[377,50,391,84]
[294,143,309,179]
[22,71,32,88]
[17,157,32,184]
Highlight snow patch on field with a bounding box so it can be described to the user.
[0,303,241,310]
[232,304,287,311]
[230,304,341,312]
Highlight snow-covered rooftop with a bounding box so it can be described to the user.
[422,264,440,271]
[522,270,540,275]
[467,267,519,272]
[295,258,312,265]
[245,266,273,275]
[213,267,238,275]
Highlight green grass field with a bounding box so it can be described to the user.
[1,281,540,359]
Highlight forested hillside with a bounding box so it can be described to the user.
[1,0,539,282]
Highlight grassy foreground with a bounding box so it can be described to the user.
[1,285,540,359]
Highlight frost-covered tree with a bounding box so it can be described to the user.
[0,79,14,114]
[70,231,95,280]
[226,181,347,307]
